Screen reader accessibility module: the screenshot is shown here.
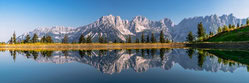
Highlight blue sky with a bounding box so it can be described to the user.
[0,0,249,41]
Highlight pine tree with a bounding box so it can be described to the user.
[151,33,156,43]
[222,26,225,31]
[237,23,240,28]
[186,31,194,42]
[86,35,92,43]
[40,36,46,43]
[12,32,16,44]
[229,24,232,29]
[218,27,222,33]
[104,37,108,43]
[46,35,53,43]
[98,35,104,43]
[9,37,13,44]
[146,35,150,43]
[135,38,140,43]
[223,25,229,32]
[160,30,165,43]
[79,34,85,43]
[165,38,170,43]
[31,33,39,43]
[127,35,132,43]
[209,31,214,36]
[24,35,31,43]
[113,39,117,43]
[141,32,145,43]
[197,22,205,38]
[232,25,235,29]
[247,19,249,25]
[62,34,68,43]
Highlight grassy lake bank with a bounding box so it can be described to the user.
[0,43,186,51]
[186,42,249,50]
[1,42,248,51]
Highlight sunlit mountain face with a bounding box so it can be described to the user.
[6,49,248,74]
[15,14,247,42]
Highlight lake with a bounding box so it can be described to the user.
[0,48,249,83]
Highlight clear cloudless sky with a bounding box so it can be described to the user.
[0,0,249,42]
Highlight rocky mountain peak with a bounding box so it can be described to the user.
[132,16,149,23]
[98,14,116,24]
[16,13,248,43]
[160,18,175,28]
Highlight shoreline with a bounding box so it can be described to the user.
[0,43,186,51]
[1,42,248,51]
[186,42,249,50]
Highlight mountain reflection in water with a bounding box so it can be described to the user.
[5,48,249,74]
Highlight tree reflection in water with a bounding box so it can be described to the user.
[3,48,249,74]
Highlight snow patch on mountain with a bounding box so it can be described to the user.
[16,14,248,42]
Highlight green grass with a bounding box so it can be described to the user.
[206,26,249,42]
[207,50,249,65]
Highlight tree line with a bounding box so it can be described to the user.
[186,19,249,42]
[9,33,54,44]
[125,31,171,43]
[8,30,172,44]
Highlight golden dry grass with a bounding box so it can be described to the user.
[0,43,186,51]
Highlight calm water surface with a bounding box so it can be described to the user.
[0,48,249,83]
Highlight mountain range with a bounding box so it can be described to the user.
[16,14,248,42]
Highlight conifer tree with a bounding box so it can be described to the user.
[113,39,117,43]
[151,33,156,43]
[218,27,222,33]
[104,37,108,43]
[160,30,165,43]
[46,35,53,43]
[98,35,104,43]
[9,37,13,44]
[135,38,140,43]
[197,22,205,38]
[237,23,240,28]
[86,35,92,43]
[12,32,16,44]
[141,32,145,43]
[223,25,229,31]
[31,33,39,43]
[127,35,132,43]
[209,31,214,36]
[62,34,68,43]
[79,34,85,43]
[247,19,249,25]
[165,38,170,43]
[24,35,31,43]
[186,31,194,42]
[232,25,235,29]
[146,35,150,43]
[40,36,46,43]
[229,24,232,29]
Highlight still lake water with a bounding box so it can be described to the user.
[0,48,249,83]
